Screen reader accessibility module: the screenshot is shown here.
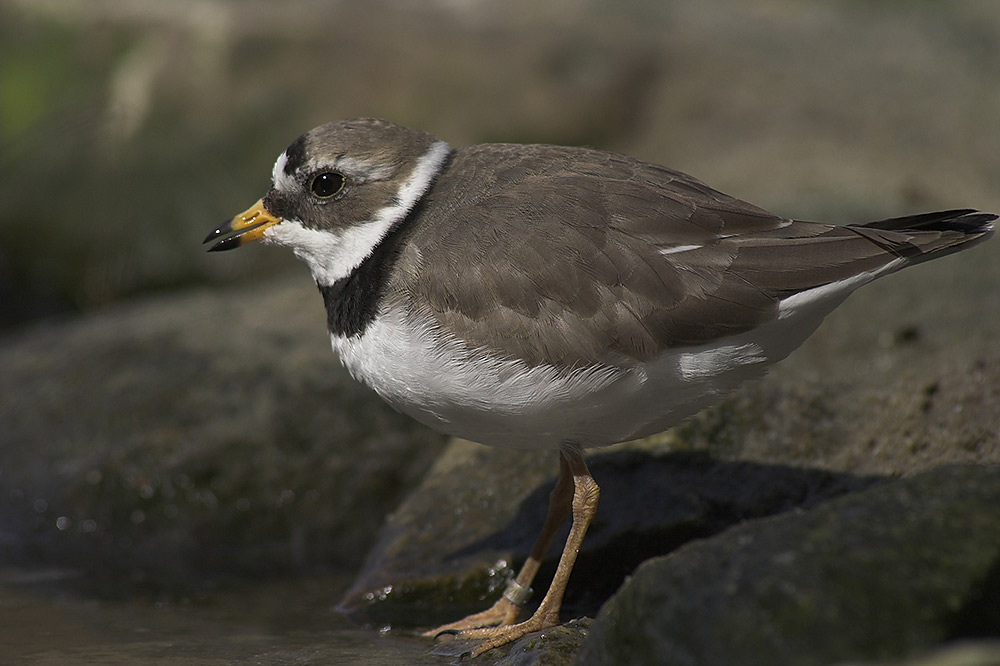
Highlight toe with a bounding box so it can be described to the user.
[422,598,520,637]
[463,612,561,658]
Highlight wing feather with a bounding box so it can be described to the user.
[394,143,989,368]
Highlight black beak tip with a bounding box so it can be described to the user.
[203,225,228,245]
[206,236,240,252]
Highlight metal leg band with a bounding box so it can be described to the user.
[501,579,533,607]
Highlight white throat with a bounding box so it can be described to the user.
[264,140,451,286]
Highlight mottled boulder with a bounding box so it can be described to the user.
[578,465,1000,666]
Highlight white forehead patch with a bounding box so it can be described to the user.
[272,150,296,192]
[272,150,287,179]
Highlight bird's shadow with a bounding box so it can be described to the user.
[447,449,883,618]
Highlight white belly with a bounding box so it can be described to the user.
[327,252,900,449]
[328,307,822,450]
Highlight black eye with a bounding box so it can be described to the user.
[310,172,346,198]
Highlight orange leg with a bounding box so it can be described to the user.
[425,444,600,658]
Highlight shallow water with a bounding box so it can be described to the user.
[0,568,444,666]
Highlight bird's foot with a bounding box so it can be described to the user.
[440,607,560,659]
[422,597,520,637]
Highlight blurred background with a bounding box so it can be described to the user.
[3,0,999,330]
[2,1,999,663]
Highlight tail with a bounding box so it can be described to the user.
[848,209,996,264]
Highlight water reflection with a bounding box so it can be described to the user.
[2,568,443,665]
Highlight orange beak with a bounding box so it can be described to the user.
[203,199,282,251]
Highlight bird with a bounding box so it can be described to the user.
[204,117,995,657]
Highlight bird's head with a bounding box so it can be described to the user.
[204,118,450,286]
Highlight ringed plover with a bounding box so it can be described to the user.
[205,118,995,657]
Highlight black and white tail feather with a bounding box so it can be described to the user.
[850,208,995,262]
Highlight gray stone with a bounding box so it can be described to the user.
[431,619,593,666]
[0,279,447,592]
[836,641,1000,666]
[577,465,1000,666]
[340,439,878,627]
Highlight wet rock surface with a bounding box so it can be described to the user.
[577,465,1000,666]
[339,442,880,627]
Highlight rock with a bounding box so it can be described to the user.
[430,619,593,666]
[837,641,1000,666]
[338,439,553,626]
[0,279,447,593]
[577,465,1000,666]
[339,439,878,627]
[494,619,592,666]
